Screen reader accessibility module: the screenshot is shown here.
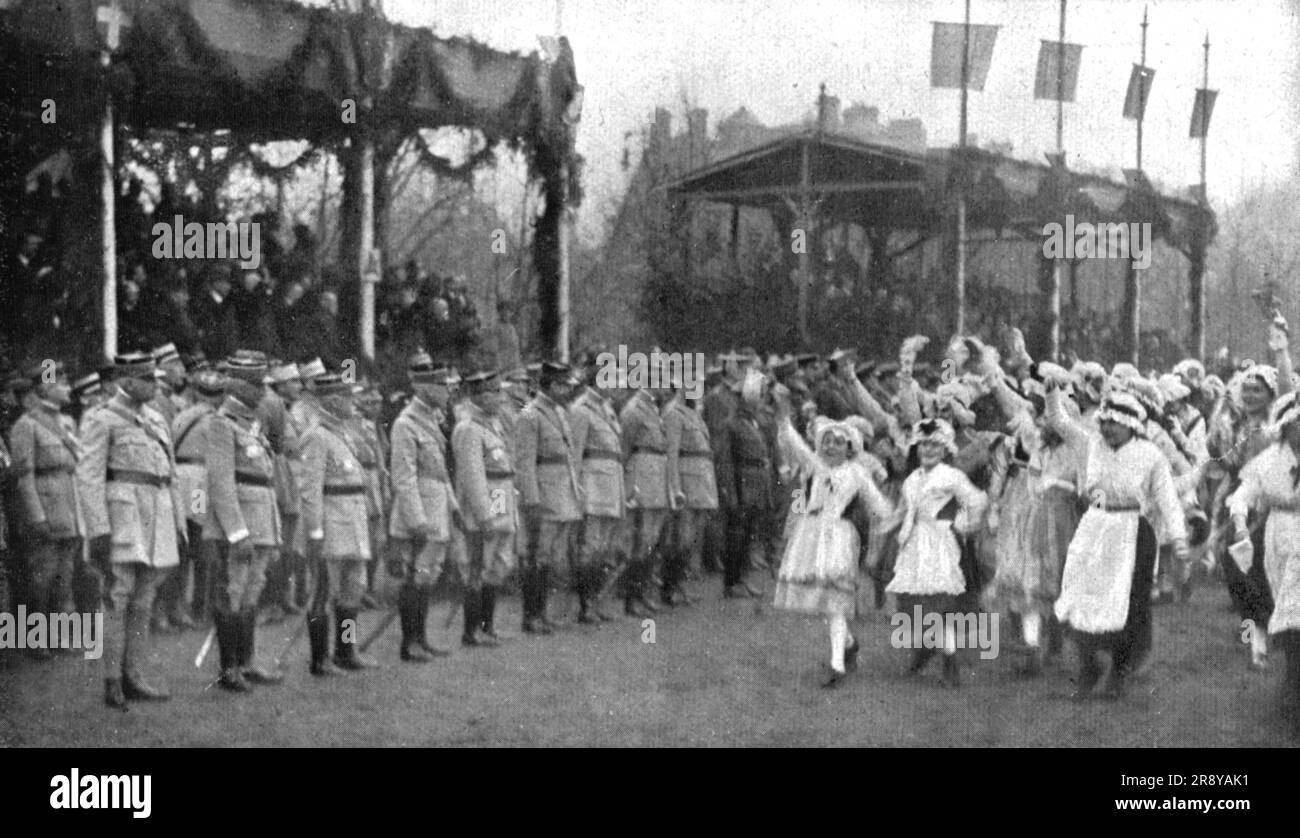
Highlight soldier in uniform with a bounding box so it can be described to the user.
[569,357,624,623]
[268,362,310,614]
[619,381,674,616]
[452,370,517,647]
[72,372,109,427]
[204,352,285,691]
[256,362,303,619]
[715,371,773,599]
[149,343,187,429]
[168,369,226,625]
[9,362,82,659]
[77,352,185,707]
[387,354,458,662]
[515,362,583,633]
[347,383,390,610]
[663,373,718,604]
[299,372,379,675]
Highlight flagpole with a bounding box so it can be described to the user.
[1200,33,1209,199]
[1046,0,1066,362]
[955,0,970,336]
[1137,5,1148,170]
[1124,5,1149,364]
[1191,32,1211,359]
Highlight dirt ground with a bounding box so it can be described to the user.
[0,575,1293,747]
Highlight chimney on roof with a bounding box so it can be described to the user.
[648,107,673,166]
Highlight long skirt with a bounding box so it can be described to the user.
[990,486,1078,614]
[1219,510,1275,626]
[1069,517,1157,675]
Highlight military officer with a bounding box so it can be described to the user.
[204,352,285,691]
[714,370,772,599]
[269,362,310,614]
[149,343,187,428]
[663,374,718,605]
[452,370,517,647]
[256,362,302,618]
[347,382,390,610]
[72,372,109,427]
[388,354,459,662]
[619,380,674,617]
[9,362,82,659]
[77,352,185,708]
[515,362,583,633]
[167,368,226,626]
[569,357,624,623]
[299,372,378,675]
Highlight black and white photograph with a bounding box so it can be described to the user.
[0,0,1297,784]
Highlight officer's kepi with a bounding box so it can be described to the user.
[462,370,501,395]
[114,351,156,379]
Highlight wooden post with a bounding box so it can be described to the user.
[1189,33,1210,360]
[559,163,571,363]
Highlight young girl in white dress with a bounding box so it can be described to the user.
[886,418,988,687]
[772,396,894,689]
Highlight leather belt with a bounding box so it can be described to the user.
[738,457,770,468]
[1100,503,1140,513]
[679,450,712,458]
[34,465,74,476]
[235,473,272,488]
[107,468,170,488]
[175,456,204,465]
[535,455,570,465]
[324,485,365,496]
[583,450,621,461]
[632,445,665,455]
[485,470,515,480]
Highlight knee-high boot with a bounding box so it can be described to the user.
[399,583,432,663]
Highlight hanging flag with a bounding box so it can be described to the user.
[95,0,132,51]
[1122,64,1156,120]
[1034,41,1084,101]
[1189,88,1218,137]
[931,22,1000,90]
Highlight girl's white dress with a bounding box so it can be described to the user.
[886,462,987,596]
[773,420,893,617]
[1228,443,1300,635]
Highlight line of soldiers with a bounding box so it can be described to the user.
[2,341,793,709]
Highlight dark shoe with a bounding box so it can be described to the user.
[845,639,860,673]
[170,610,198,631]
[308,616,342,676]
[907,647,937,675]
[624,596,649,618]
[413,590,449,656]
[522,617,553,635]
[401,643,434,663]
[122,672,171,702]
[333,608,379,670]
[941,653,961,688]
[1178,580,1194,603]
[1071,653,1103,702]
[724,584,753,600]
[219,668,252,692]
[1100,667,1127,701]
[479,586,504,641]
[821,667,847,689]
[418,639,451,657]
[461,591,482,647]
[104,678,128,710]
[243,665,283,685]
[577,611,602,626]
[311,658,345,677]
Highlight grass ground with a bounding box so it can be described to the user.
[0,575,1293,747]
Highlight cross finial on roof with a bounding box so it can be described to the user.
[96,1,131,51]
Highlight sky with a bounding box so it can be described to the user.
[375,0,1300,240]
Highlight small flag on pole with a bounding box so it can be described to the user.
[1189,88,1218,138]
[1034,41,1084,101]
[931,22,1000,90]
[1122,64,1156,120]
